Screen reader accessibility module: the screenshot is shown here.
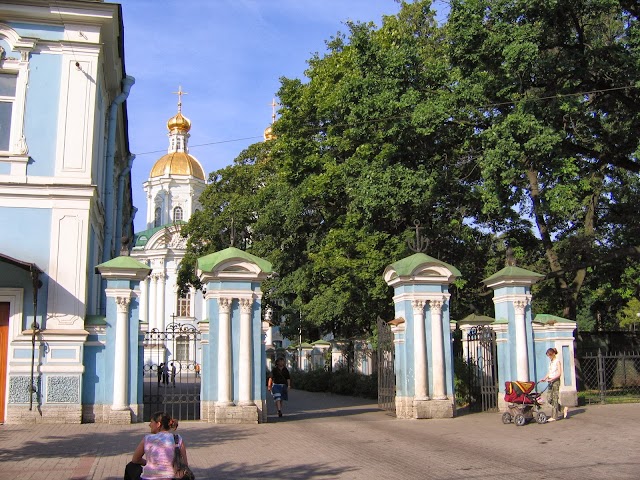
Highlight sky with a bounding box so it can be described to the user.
[119,0,447,232]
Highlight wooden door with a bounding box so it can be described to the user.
[0,302,9,423]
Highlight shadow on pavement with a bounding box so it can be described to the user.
[195,460,358,479]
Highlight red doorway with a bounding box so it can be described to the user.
[0,302,9,423]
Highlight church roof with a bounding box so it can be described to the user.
[149,152,205,180]
[133,222,186,248]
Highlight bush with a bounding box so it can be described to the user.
[291,369,377,399]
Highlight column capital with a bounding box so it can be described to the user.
[514,298,529,314]
[239,297,253,314]
[411,299,425,311]
[430,299,444,313]
[218,296,232,313]
[115,296,131,313]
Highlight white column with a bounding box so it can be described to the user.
[239,297,254,405]
[412,299,429,400]
[430,299,446,400]
[217,297,233,405]
[514,299,529,381]
[149,274,158,331]
[113,295,131,411]
[139,277,148,327]
[157,273,166,331]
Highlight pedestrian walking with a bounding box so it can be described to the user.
[268,357,291,417]
[171,362,177,387]
[540,347,569,421]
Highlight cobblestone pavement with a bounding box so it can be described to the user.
[1,390,639,480]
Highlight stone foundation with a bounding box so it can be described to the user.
[108,407,133,424]
[413,398,455,419]
[215,404,259,424]
[5,404,82,424]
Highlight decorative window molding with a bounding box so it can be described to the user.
[0,23,35,175]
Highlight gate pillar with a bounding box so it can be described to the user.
[197,247,273,424]
[384,253,460,419]
[95,256,151,424]
[482,266,544,410]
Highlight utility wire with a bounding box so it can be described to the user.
[133,84,638,156]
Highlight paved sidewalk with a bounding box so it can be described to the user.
[1,391,639,480]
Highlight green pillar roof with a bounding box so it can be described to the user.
[197,247,272,273]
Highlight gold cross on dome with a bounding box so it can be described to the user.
[269,98,279,123]
[172,85,188,112]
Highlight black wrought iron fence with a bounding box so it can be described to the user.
[577,351,640,404]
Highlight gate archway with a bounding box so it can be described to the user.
[466,325,498,412]
[143,323,201,421]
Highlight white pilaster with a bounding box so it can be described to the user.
[412,299,429,400]
[217,297,233,406]
[113,295,131,411]
[239,297,254,405]
[149,274,158,331]
[157,273,166,331]
[514,299,529,381]
[430,299,446,399]
[139,277,148,326]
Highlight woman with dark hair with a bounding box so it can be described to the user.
[540,348,569,421]
[128,411,189,479]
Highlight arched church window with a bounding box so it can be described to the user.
[177,291,191,317]
[174,206,183,223]
[154,207,161,227]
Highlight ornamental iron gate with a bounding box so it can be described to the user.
[377,316,396,415]
[466,325,498,412]
[143,323,201,421]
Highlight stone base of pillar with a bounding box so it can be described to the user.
[214,405,259,424]
[413,398,455,419]
[395,396,415,419]
[560,388,578,408]
[201,400,214,422]
[82,403,109,423]
[5,404,82,424]
[108,407,132,424]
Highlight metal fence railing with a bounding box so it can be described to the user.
[577,351,640,404]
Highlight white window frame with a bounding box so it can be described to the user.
[0,24,35,175]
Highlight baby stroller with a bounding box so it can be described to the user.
[501,381,548,426]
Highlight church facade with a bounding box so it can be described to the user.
[130,95,207,370]
[0,0,134,423]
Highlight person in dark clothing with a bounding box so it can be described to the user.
[157,363,164,385]
[267,357,291,417]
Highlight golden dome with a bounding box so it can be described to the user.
[150,152,205,179]
[167,112,191,132]
[263,125,276,141]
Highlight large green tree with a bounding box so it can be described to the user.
[448,0,640,322]
[179,0,640,337]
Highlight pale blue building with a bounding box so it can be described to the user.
[0,0,134,424]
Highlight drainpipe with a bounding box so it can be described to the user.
[114,153,135,255]
[28,267,42,411]
[102,75,135,263]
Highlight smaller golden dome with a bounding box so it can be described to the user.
[150,152,205,180]
[264,125,276,141]
[167,112,191,132]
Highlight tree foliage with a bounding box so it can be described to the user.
[179,0,640,337]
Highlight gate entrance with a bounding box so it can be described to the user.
[377,317,396,415]
[466,325,498,412]
[143,323,201,421]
